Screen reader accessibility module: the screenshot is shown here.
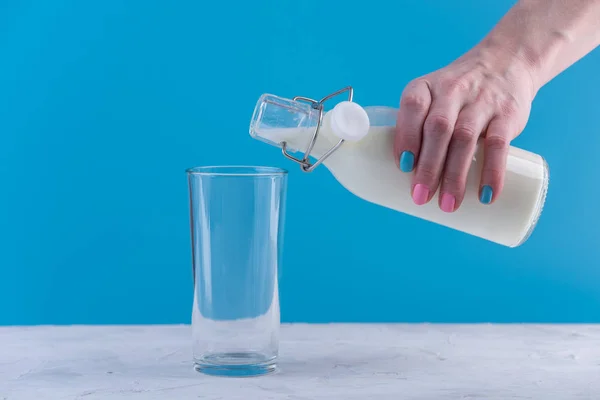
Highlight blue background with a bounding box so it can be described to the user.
[1,0,599,325]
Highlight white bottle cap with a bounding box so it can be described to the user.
[329,101,370,142]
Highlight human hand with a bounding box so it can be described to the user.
[394,45,536,212]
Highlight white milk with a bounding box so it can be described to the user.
[251,97,548,247]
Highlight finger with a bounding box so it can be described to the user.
[479,117,513,204]
[394,80,432,172]
[438,104,493,212]
[412,97,462,205]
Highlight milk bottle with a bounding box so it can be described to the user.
[249,87,548,247]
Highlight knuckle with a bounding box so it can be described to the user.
[486,135,509,151]
[416,163,438,182]
[441,78,469,95]
[499,98,520,117]
[399,133,421,148]
[442,172,465,192]
[425,115,453,139]
[482,167,503,182]
[452,124,479,147]
[400,92,429,113]
[478,88,499,105]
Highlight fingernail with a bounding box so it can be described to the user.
[399,151,415,172]
[440,193,455,213]
[480,185,493,204]
[412,184,429,205]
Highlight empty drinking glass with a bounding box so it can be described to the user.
[187,166,287,376]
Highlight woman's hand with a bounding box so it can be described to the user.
[394,45,536,212]
[395,0,600,213]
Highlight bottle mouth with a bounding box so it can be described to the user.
[249,94,319,152]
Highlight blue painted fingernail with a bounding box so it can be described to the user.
[400,151,415,172]
[480,185,493,204]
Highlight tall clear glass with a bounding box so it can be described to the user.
[187,166,287,377]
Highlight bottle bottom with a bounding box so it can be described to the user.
[512,157,550,247]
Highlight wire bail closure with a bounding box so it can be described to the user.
[281,86,354,173]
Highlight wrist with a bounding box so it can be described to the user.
[466,40,541,101]
[473,0,590,95]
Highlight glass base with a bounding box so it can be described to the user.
[194,352,277,377]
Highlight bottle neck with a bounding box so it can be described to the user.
[250,94,319,150]
[250,93,399,160]
[259,112,341,158]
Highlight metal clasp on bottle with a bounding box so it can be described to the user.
[281,86,354,173]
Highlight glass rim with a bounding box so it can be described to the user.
[186,165,288,177]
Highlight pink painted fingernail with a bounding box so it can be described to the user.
[412,184,429,205]
[440,193,456,213]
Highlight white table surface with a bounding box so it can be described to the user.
[1,324,599,399]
